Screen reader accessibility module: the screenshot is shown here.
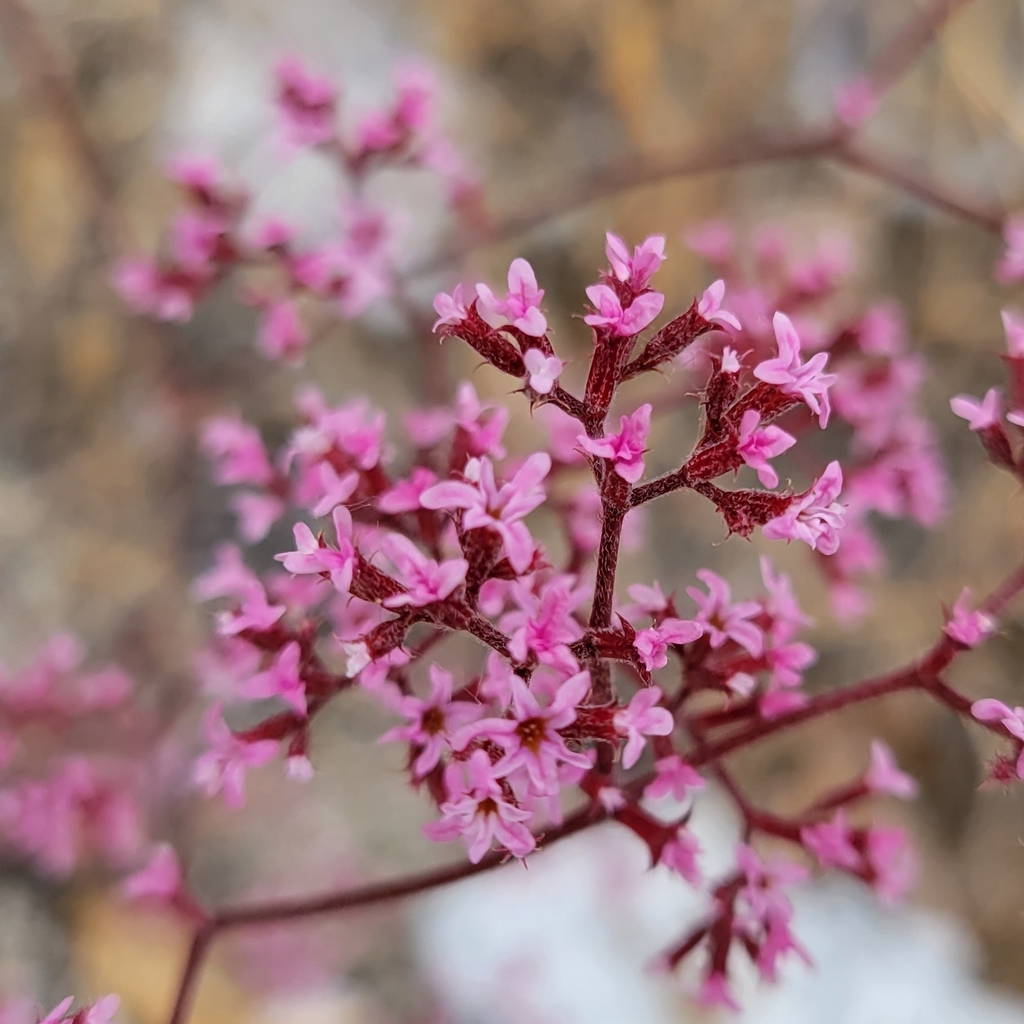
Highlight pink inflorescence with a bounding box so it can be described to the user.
[95,52,1024,1017]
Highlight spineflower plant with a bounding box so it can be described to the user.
[8,2,1024,1018]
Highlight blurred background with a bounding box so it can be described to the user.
[1,0,1024,1020]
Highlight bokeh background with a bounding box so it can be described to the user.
[2,0,1024,1020]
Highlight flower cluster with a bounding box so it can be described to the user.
[685,223,947,620]
[113,59,478,363]
[86,49,1024,1019]
[0,635,149,876]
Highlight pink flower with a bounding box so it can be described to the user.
[423,749,536,862]
[760,556,813,633]
[613,686,673,768]
[276,506,357,594]
[193,704,278,808]
[231,492,286,544]
[659,826,702,885]
[736,844,807,921]
[583,283,664,337]
[696,279,741,330]
[950,388,1001,431]
[644,754,704,801]
[379,533,468,608]
[800,810,859,869]
[431,283,469,331]
[1002,309,1024,357]
[420,453,550,573]
[475,258,547,337]
[309,463,359,518]
[257,299,308,363]
[503,576,586,674]
[38,1000,75,1024]
[998,217,1024,283]
[866,826,916,906]
[633,618,704,672]
[577,404,652,483]
[756,908,812,983]
[944,587,996,647]
[736,410,796,489]
[241,641,307,715]
[865,740,919,799]
[696,973,740,1013]
[972,699,1024,778]
[82,998,120,1024]
[123,843,182,903]
[200,416,274,487]
[377,466,439,513]
[462,672,592,794]
[834,76,879,127]
[753,312,837,427]
[112,257,195,322]
[687,569,764,656]
[274,55,337,148]
[604,232,666,290]
[523,348,565,395]
[193,543,257,603]
[762,461,845,554]
[627,582,667,616]
[378,665,482,777]
[215,582,286,637]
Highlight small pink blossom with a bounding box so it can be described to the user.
[231,492,286,544]
[644,755,704,801]
[865,826,916,906]
[379,533,468,608]
[834,76,879,127]
[274,55,337,148]
[377,665,482,777]
[193,543,257,603]
[687,568,764,656]
[736,409,796,488]
[696,973,741,1013]
[659,826,702,885]
[613,686,673,768]
[257,299,308,363]
[1002,309,1024,357]
[736,843,807,921]
[200,416,274,487]
[626,581,668,615]
[583,284,664,337]
[241,641,307,715]
[215,582,286,637]
[696,279,741,330]
[950,388,1001,431]
[461,672,592,794]
[192,705,278,808]
[420,453,550,573]
[276,506,357,594]
[577,404,651,483]
[112,257,195,322]
[309,463,359,518]
[604,232,666,290]
[753,312,837,427]
[865,740,919,799]
[476,258,547,337]
[503,575,586,675]
[972,697,1024,742]
[378,466,439,513]
[123,843,182,903]
[800,809,859,870]
[82,997,120,1024]
[997,217,1024,284]
[523,348,564,395]
[431,283,469,331]
[633,617,704,672]
[944,587,996,647]
[423,749,535,862]
[762,460,845,555]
